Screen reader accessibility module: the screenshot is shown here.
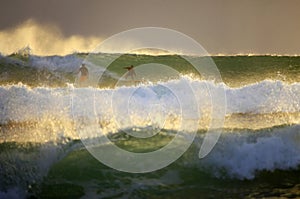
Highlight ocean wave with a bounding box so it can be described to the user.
[0,79,298,122]
[223,80,300,114]
[0,79,298,144]
[1,53,300,88]
[197,125,300,179]
[1,125,299,188]
[0,140,82,197]
[28,55,82,73]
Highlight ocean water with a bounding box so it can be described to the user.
[0,53,299,198]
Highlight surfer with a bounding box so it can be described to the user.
[124,65,136,80]
[78,64,89,84]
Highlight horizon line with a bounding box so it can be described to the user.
[2,50,300,57]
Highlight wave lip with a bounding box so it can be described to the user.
[223,80,300,114]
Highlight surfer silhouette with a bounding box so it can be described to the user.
[78,64,89,85]
[124,65,136,80]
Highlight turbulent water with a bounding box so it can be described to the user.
[0,53,299,198]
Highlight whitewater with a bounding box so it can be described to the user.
[0,79,298,126]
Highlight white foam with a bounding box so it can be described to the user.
[198,125,300,179]
[0,79,299,123]
[224,80,300,114]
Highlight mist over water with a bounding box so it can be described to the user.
[0,20,102,56]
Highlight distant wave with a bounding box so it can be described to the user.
[29,55,82,72]
[0,53,83,72]
[2,53,300,72]
[211,53,300,57]
[1,53,299,88]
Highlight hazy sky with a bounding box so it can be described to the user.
[1,0,300,55]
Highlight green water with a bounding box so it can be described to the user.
[1,128,300,199]
[1,54,299,87]
[38,139,300,198]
